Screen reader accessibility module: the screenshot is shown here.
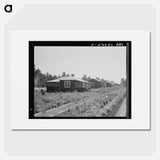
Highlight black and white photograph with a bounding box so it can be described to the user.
[29,41,131,119]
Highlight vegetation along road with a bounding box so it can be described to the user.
[34,86,126,117]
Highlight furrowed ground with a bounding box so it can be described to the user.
[34,86,126,117]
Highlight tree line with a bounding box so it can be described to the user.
[34,66,125,87]
[34,66,77,87]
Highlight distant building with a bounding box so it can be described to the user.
[46,79,60,92]
[89,78,105,88]
[110,81,118,86]
[102,80,112,87]
[46,76,91,92]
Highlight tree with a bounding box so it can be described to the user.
[46,72,49,79]
[52,75,58,79]
[82,74,87,80]
[87,76,91,81]
[62,72,66,77]
[34,68,41,78]
[120,78,126,86]
[120,78,124,84]
[34,67,42,87]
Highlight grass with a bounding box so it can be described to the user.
[34,86,126,117]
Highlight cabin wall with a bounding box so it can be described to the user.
[60,80,75,92]
[46,82,60,92]
[46,86,60,92]
[106,82,112,87]
[90,79,104,88]
[75,81,91,91]
[46,80,91,92]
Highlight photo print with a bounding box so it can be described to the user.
[29,41,131,119]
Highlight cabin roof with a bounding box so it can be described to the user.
[46,79,60,82]
[105,80,112,83]
[90,78,104,83]
[111,81,117,85]
[46,76,91,83]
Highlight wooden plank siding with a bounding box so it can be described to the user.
[89,79,104,88]
[46,77,91,92]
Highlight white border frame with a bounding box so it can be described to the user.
[9,31,150,130]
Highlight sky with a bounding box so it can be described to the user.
[35,46,126,84]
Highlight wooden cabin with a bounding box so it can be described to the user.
[46,79,60,92]
[89,78,105,88]
[110,81,118,86]
[46,76,91,92]
[104,80,113,87]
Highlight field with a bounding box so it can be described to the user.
[34,86,126,117]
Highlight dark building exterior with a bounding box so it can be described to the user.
[103,80,113,87]
[46,77,91,92]
[110,81,118,86]
[46,79,60,92]
[89,79,105,88]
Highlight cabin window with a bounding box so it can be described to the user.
[64,81,71,88]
